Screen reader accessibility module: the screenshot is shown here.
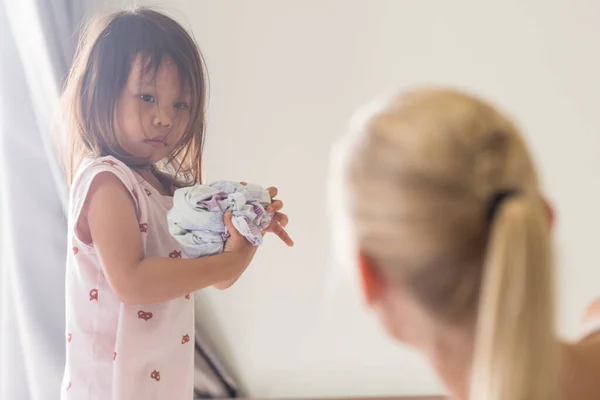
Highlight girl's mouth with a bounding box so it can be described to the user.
[146,138,167,148]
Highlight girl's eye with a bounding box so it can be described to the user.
[174,102,189,110]
[139,94,155,102]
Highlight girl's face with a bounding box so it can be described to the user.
[114,55,191,164]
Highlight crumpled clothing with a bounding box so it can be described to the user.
[167,180,272,258]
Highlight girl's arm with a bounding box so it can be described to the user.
[85,172,256,304]
[212,270,243,290]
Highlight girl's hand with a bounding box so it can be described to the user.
[214,212,257,290]
[264,186,294,246]
[240,182,294,247]
[223,212,257,267]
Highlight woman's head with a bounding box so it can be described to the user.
[337,88,559,400]
[62,7,207,184]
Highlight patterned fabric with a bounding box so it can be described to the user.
[168,181,272,259]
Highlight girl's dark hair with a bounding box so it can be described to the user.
[61,6,207,186]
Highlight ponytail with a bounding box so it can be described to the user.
[470,195,560,400]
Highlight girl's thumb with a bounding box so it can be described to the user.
[224,212,239,236]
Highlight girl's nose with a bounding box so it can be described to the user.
[153,107,173,128]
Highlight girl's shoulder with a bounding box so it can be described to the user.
[71,155,138,194]
[73,154,133,179]
[69,155,142,218]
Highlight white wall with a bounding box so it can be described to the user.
[138,1,600,397]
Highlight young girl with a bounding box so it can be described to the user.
[333,88,600,400]
[60,7,292,399]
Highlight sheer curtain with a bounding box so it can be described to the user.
[0,0,88,398]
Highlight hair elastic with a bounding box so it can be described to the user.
[486,190,520,223]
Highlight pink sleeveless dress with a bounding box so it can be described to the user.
[62,156,194,399]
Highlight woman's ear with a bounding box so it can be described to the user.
[543,198,555,228]
[357,251,385,307]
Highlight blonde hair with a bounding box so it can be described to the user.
[340,88,559,400]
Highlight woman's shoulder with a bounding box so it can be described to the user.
[559,300,600,400]
[579,298,600,343]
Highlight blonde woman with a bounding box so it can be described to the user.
[333,88,600,400]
